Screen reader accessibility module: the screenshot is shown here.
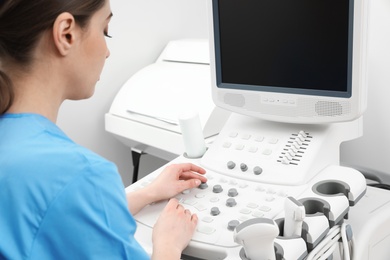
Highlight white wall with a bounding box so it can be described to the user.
[341,0,390,182]
[57,0,209,186]
[57,0,390,186]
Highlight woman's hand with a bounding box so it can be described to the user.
[151,198,198,260]
[146,163,207,202]
[127,163,207,215]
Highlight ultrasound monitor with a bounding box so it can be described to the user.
[209,0,369,124]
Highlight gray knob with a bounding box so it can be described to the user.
[227,220,240,231]
[211,207,220,216]
[227,161,236,169]
[226,198,237,207]
[240,163,248,172]
[253,166,263,175]
[228,188,238,197]
[198,182,208,190]
[213,184,223,193]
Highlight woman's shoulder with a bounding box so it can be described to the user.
[1,113,121,186]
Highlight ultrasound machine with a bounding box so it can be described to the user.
[122,0,390,259]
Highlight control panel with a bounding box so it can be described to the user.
[128,114,366,259]
[129,157,366,259]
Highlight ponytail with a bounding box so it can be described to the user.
[0,70,14,115]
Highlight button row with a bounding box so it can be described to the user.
[206,183,288,198]
[197,202,276,234]
[208,202,272,218]
[222,142,274,155]
[262,97,296,105]
[227,161,264,175]
[228,132,279,144]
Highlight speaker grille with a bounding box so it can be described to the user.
[223,93,245,107]
[315,101,343,117]
[219,91,352,119]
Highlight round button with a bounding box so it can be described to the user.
[227,220,240,231]
[228,188,238,197]
[238,182,248,189]
[210,197,219,203]
[195,194,205,198]
[253,166,263,175]
[256,186,265,192]
[266,188,276,194]
[220,178,228,183]
[210,207,220,216]
[265,195,275,202]
[198,182,208,190]
[212,184,223,193]
[227,161,236,170]
[229,179,238,185]
[226,198,237,207]
[240,163,248,172]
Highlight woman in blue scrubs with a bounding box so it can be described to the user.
[0,0,207,259]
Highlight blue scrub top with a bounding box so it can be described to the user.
[0,113,150,260]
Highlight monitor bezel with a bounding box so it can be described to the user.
[208,0,368,124]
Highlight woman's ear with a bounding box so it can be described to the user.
[52,12,77,56]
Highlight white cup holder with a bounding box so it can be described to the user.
[312,180,350,197]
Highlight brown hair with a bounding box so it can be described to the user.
[0,0,106,114]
